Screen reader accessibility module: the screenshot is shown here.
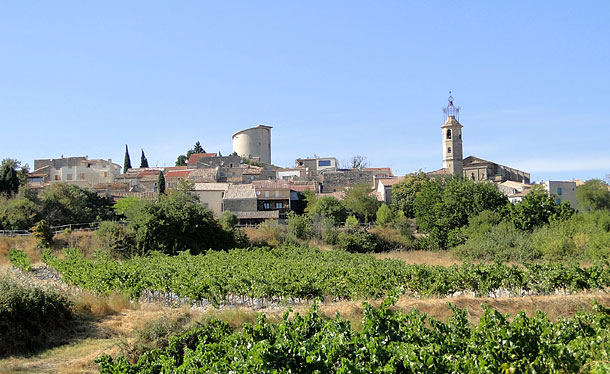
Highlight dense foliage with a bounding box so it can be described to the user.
[454,207,610,262]
[44,246,610,307]
[576,179,610,212]
[8,249,32,271]
[123,191,242,256]
[97,298,610,373]
[413,176,509,249]
[0,276,73,357]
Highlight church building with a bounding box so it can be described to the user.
[428,93,530,184]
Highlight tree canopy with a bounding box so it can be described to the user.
[140,149,149,168]
[576,179,610,212]
[342,184,380,223]
[123,145,132,173]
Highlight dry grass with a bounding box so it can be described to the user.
[373,250,462,266]
[0,236,39,265]
[52,232,100,257]
[311,292,610,327]
[72,292,134,318]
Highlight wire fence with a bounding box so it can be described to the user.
[0,221,131,237]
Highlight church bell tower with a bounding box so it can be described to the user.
[441,92,463,176]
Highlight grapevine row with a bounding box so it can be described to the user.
[43,246,610,305]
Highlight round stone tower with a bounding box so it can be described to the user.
[232,125,272,164]
[441,92,463,176]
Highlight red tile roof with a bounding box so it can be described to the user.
[165,170,193,178]
[364,167,394,176]
[187,153,218,164]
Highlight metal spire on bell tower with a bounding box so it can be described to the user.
[442,91,460,121]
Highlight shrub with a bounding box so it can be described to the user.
[338,229,381,253]
[96,221,135,257]
[375,204,394,227]
[452,220,539,262]
[345,215,359,229]
[249,220,286,247]
[0,276,73,356]
[8,249,31,271]
[286,212,312,240]
[219,211,238,230]
[369,226,415,251]
[32,219,53,248]
[321,218,340,245]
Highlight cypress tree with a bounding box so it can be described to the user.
[140,149,149,168]
[123,145,132,173]
[157,171,166,195]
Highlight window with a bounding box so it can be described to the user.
[318,160,331,167]
[66,174,73,180]
[275,202,283,209]
[448,147,452,154]
[265,191,269,197]
[80,173,85,180]
[556,198,561,205]
[446,129,452,139]
[557,187,563,195]
[275,190,279,197]
[154,183,158,192]
[55,175,60,180]
[263,202,270,209]
[471,173,475,180]
[102,172,108,178]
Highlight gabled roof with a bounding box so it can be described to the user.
[224,184,256,199]
[187,153,218,165]
[377,176,405,187]
[194,182,230,191]
[363,167,394,176]
[165,170,193,179]
[252,180,290,190]
[426,168,452,176]
[187,168,218,182]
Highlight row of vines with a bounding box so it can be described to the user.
[43,246,610,306]
[97,297,610,373]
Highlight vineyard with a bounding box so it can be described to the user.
[43,246,610,306]
[97,297,610,373]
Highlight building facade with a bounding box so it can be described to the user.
[232,125,272,164]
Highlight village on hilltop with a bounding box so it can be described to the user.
[25,95,581,225]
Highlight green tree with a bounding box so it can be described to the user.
[123,144,132,173]
[414,176,509,249]
[176,141,206,166]
[345,215,359,229]
[391,171,429,218]
[157,171,166,195]
[342,184,380,223]
[219,210,238,230]
[307,195,348,225]
[375,204,394,227]
[41,183,114,225]
[140,149,149,168]
[175,155,187,166]
[113,196,144,219]
[0,159,21,196]
[576,179,610,211]
[129,191,237,255]
[510,185,569,231]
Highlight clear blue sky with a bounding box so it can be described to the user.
[1,1,609,182]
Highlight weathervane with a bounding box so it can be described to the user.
[442,90,460,121]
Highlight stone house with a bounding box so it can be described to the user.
[374,176,405,205]
[192,182,230,216]
[544,180,578,208]
[222,184,257,213]
[294,157,338,176]
[29,156,121,189]
[252,180,291,218]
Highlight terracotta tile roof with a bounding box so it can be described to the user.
[165,170,193,178]
[252,180,290,190]
[289,183,317,192]
[187,168,218,182]
[194,182,230,191]
[364,167,394,176]
[187,153,218,165]
[377,176,405,186]
[163,166,188,172]
[426,168,451,176]
[224,184,256,199]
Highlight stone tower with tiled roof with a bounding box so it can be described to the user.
[441,92,463,176]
